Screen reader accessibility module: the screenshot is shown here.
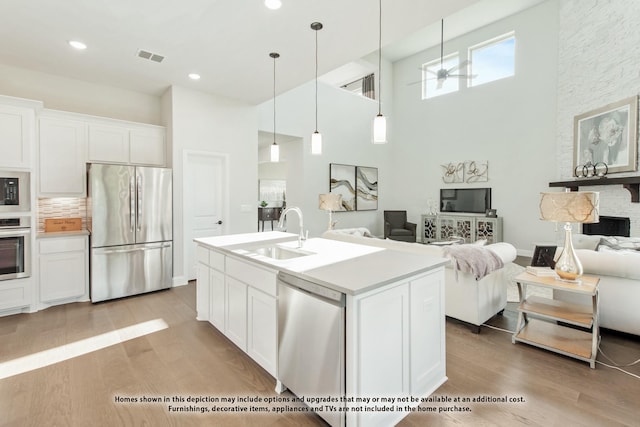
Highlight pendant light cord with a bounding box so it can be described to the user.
[378,0,382,115]
[315,28,319,132]
[440,19,444,69]
[273,54,276,143]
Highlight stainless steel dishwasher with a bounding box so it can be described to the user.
[277,271,345,427]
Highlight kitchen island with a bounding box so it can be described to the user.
[194,231,448,427]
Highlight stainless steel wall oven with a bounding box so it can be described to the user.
[0,217,31,281]
[0,170,31,213]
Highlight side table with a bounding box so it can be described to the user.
[258,207,282,231]
[512,271,600,368]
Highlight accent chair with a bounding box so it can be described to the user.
[384,210,417,242]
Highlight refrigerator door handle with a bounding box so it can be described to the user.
[129,175,136,233]
[99,243,172,254]
[136,174,142,232]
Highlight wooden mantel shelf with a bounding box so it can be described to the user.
[549,176,640,202]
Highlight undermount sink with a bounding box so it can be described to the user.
[253,245,315,260]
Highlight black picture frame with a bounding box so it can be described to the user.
[531,245,557,267]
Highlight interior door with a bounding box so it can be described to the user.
[184,151,226,281]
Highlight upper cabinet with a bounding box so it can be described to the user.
[88,124,129,163]
[0,104,35,169]
[88,123,166,166]
[38,116,87,197]
[37,109,167,197]
[129,127,165,166]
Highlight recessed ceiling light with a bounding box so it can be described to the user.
[264,0,282,10]
[68,40,87,50]
[188,73,201,80]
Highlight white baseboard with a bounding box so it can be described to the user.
[517,248,534,257]
[172,276,189,287]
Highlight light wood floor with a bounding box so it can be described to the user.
[1,283,639,427]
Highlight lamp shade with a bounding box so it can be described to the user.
[311,131,322,155]
[319,193,342,211]
[270,142,279,162]
[539,191,599,224]
[373,114,387,144]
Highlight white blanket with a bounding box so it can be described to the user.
[442,244,504,280]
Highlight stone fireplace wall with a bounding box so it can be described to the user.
[556,0,640,235]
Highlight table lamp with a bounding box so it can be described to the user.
[539,190,599,282]
[319,193,342,230]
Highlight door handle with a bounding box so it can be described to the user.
[217,220,223,225]
[130,176,136,233]
[136,175,142,232]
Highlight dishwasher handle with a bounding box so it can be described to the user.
[278,272,345,306]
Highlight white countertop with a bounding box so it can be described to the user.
[194,232,448,295]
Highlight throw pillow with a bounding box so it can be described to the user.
[597,236,640,251]
[597,245,639,255]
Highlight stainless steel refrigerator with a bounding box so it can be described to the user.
[87,163,173,302]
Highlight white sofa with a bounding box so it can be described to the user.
[552,234,640,336]
[322,228,518,332]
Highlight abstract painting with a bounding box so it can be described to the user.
[464,160,488,183]
[441,162,464,183]
[329,163,356,211]
[356,166,378,211]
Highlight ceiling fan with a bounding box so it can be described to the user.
[408,19,475,89]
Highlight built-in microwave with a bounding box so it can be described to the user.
[0,171,30,213]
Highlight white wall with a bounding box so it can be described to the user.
[167,85,258,283]
[257,75,394,238]
[391,0,559,253]
[0,64,162,125]
[556,0,640,235]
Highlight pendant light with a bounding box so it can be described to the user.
[270,52,280,162]
[372,0,387,144]
[311,22,323,155]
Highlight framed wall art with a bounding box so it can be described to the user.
[574,96,638,175]
[355,166,378,211]
[441,162,464,183]
[464,160,488,183]
[329,163,356,211]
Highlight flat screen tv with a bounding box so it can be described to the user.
[440,188,491,214]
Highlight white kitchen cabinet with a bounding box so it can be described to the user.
[88,124,129,164]
[38,117,87,196]
[209,268,225,330]
[0,104,34,168]
[129,127,166,166]
[38,235,88,304]
[353,283,409,427]
[0,279,31,312]
[196,262,211,321]
[247,286,277,377]
[195,244,278,378]
[88,123,166,166]
[346,268,446,427]
[409,270,445,396]
[225,276,247,351]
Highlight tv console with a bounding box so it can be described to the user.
[421,213,503,244]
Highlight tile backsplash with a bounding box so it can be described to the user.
[38,198,87,232]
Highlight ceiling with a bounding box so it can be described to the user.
[0,0,544,106]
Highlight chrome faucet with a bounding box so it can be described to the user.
[278,206,307,247]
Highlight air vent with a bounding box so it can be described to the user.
[136,49,165,63]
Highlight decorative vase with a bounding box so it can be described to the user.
[555,223,583,282]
